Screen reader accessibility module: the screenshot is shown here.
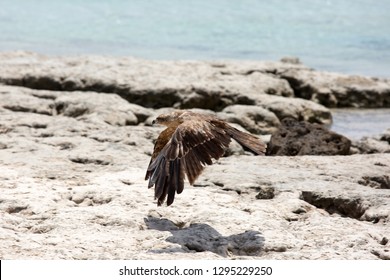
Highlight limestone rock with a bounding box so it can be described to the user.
[352,129,390,154]
[254,94,332,125]
[220,105,281,134]
[280,56,302,65]
[1,98,390,259]
[353,138,390,154]
[380,128,390,143]
[266,118,351,156]
[1,53,389,260]
[0,52,332,125]
[280,69,390,108]
[0,85,154,126]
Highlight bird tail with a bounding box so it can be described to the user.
[226,126,266,155]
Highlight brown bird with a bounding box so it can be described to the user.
[145,110,266,206]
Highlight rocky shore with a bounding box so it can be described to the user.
[0,52,389,260]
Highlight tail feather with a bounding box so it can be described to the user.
[226,126,266,155]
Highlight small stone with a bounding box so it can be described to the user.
[380,237,388,246]
[256,186,275,199]
[280,57,301,64]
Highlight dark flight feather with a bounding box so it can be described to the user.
[145,111,266,206]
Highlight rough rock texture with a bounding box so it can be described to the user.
[266,118,351,156]
[1,78,389,260]
[0,52,298,110]
[280,69,390,108]
[380,128,390,143]
[1,53,389,260]
[1,51,388,110]
[352,129,390,154]
[219,105,281,135]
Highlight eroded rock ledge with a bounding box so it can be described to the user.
[1,52,389,112]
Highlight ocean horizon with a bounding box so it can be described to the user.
[1,0,389,77]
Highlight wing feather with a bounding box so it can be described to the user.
[186,150,205,184]
[170,159,184,194]
[166,161,177,206]
[154,157,167,199]
[145,126,176,180]
[193,144,213,165]
[147,112,266,206]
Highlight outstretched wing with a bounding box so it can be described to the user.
[146,117,231,206]
[145,126,176,181]
[224,124,266,155]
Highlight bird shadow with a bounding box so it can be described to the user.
[144,215,265,257]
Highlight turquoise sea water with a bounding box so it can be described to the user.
[1,0,390,77]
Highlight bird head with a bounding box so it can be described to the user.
[152,110,185,127]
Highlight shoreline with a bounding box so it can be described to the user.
[2,49,390,78]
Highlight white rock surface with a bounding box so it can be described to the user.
[1,82,389,259]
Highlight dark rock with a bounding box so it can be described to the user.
[255,186,275,199]
[379,128,390,144]
[358,175,390,189]
[300,191,367,219]
[380,237,388,246]
[266,117,351,156]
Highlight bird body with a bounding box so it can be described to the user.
[145,110,266,206]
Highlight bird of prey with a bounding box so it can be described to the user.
[145,110,266,206]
